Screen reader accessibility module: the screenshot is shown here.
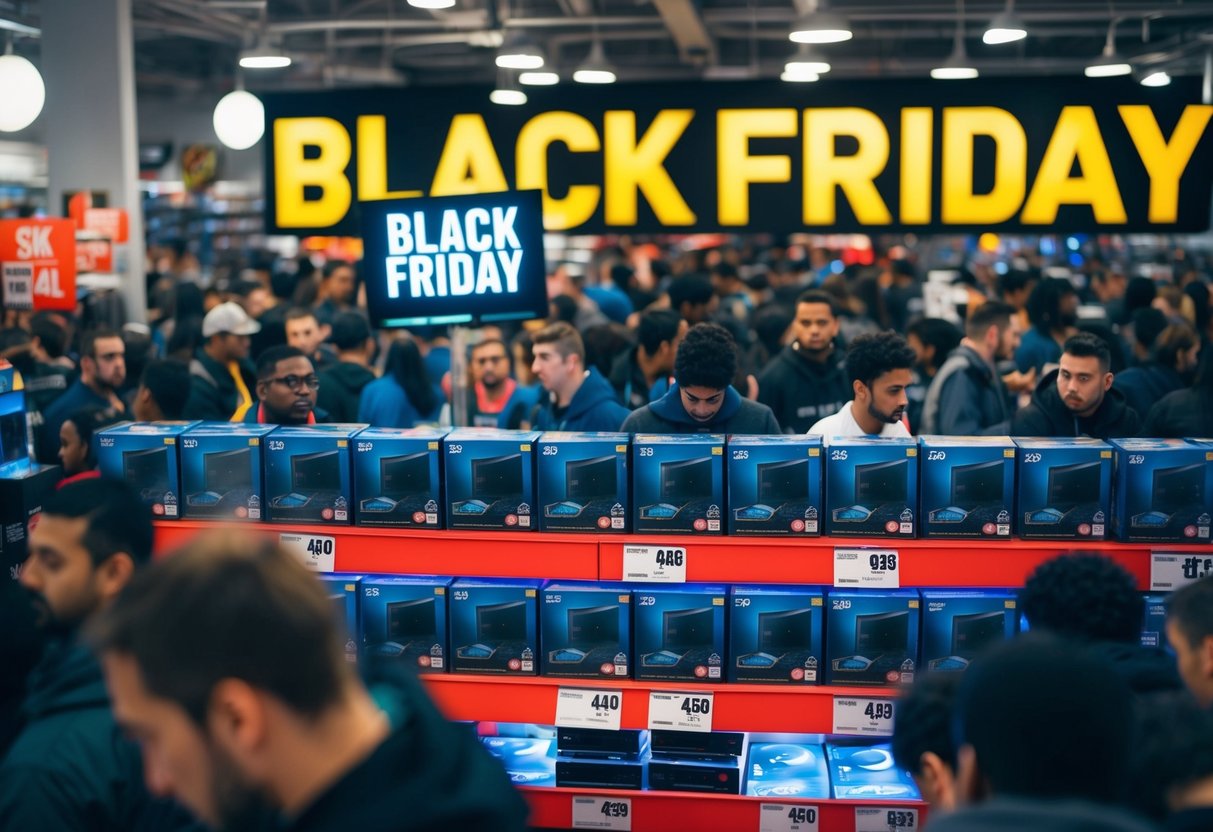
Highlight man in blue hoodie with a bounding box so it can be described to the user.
[531,321,630,431]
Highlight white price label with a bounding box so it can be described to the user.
[2,262,34,310]
[622,544,687,583]
[855,807,918,832]
[1151,551,1213,591]
[647,691,714,733]
[834,548,900,588]
[555,688,623,731]
[760,803,819,832]
[279,533,336,572]
[572,796,632,830]
[832,697,896,737]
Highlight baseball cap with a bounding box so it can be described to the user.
[202,302,261,338]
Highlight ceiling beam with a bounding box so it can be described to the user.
[652,0,715,66]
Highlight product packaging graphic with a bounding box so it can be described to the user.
[920,590,1017,671]
[535,432,629,533]
[633,584,727,682]
[825,742,922,800]
[319,573,362,662]
[728,585,824,684]
[823,437,918,537]
[0,462,59,568]
[263,424,366,525]
[352,426,446,528]
[96,421,199,518]
[918,436,1015,538]
[726,434,823,535]
[178,422,275,520]
[745,741,830,799]
[1110,438,1213,543]
[0,389,28,476]
[449,577,542,675]
[647,753,742,794]
[480,737,557,787]
[540,581,632,679]
[1015,437,1113,540]
[632,433,724,535]
[1141,592,1170,650]
[444,429,539,531]
[0,362,13,393]
[361,575,452,673]
[825,589,920,687]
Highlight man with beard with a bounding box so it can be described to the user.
[757,290,849,433]
[247,346,327,425]
[38,328,126,464]
[922,301,1022,435]
[90,532,530,832]
[808,331,915,444]
[465,338,518,427]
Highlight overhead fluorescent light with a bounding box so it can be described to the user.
[573,40,616,84]
[238,43,291,70]
[789,9,852,44]
[519,71,559,86]
[1085,21,1132,77]
[983,1,1027,45]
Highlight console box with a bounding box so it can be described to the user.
[825,589,919,687]
[728,584,824,684]
[920,590,1017,671]
[540,581,632,679]
[825,742,922,800]
[318,573,362,663]
[96,421,199,519]
[1014,437,1112,540]
[647,754,741,794]
[449,577,541,675]
[632,434,724,535]
[179,422,274,520]
[353,427,446,528]
[480,737,557,787]
[536,432,629,533]
[444,429,539,531]
[726,434,823,536]
[1110,439,1213,543]
[0,463,60,568]
[0,390,29,476]
[361,575,452,673]
[918,436,1015,539]
[744,741,830,799]
[823,437,918,538]
[633,583,727,683]
[264,424,366,525]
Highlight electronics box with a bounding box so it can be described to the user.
[0,361,13,393]
[0,390,29,476]
[540,581,632,679]
[1110,439,1213,543]
[449,577,542,675]
[823,437,918,538]
[319,573,362,663]
[825,589,919,687]
[651,730,746,760]
[179,422,275,520]
[0,463,60,568]
[1014,437,1113,540]
[920,590,1017,671]
[557,728,649,759]
[1141,593,1169,650]
[728,584,824,684]
[444,429,540,531]
[352,427,446,528]
[726,434,823,536]
[481,737,558,787]
[556,751,650,790]
[536,432,629,533]
[632,433,725,535]
[825,742,922,801]
[361,575,453,673]
[263,424,365,525]
[633,584,727,683]
[918,436,1015,539]
[648,754,741,795]
[745,741,830,799]
[95,421,199,519]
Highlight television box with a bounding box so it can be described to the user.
[0,390,29,476]
[1141,593,1170,650]
[920,590,1017,671]
[1110,439,1213,543]
[179,422,274,520]
[361,575,453,673]
[319,573,362,663]
[0,463,60,568]
[918,436,1015,539]
[480,737,557,788]
[726,435,823,536]
[825,742,922,801]
[728,585,824,684]
[444,429,539,531]
[264,424,365,525]
[825,589,919,687]
[449,577,542,675]
[633,584,727,683]
[536,432,629,533]
[823,437,918,538]
[1014,437,1113,540]
[540,581,632,679]
[95,421,198,519]
[745,741,830,799]
[353,427,446,528]
[632,434,724,535]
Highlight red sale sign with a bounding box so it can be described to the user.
[77,239,114,273]
[0,219,77,311]
[67,192,129,243]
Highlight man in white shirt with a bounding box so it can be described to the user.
[809,331,916,445]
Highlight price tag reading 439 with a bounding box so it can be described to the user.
[855,807,918,832]
[555,688,623,731]
[279,533,336,573]
[832,696,896,737]
[1151,552,1213,591]
[760,803,819,832]
[834,548,900,588]
[622,544,687,583]
[571,796,631,830]
[648,691,713,733]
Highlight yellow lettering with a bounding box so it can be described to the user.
[1120,104,1213,223]
[717,109,796,226]
[604,110,696,226]
[900,108,933,224]
[803,108,892,225]
[273,117,352,228]
[1022,106,1126,225]
[430,114,508,196]
[942,107,1026,224]
[516,112,602,231]
[357,115,422,202]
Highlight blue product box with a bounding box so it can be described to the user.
[728,585,824,684]
[825,742,922,801]
[825,589,920,687]
[920,590,1017,671]
[264,424,365,525]
[444,429,539,531]
[1014,437,1113,540]
[632,434,724,535]
[727,435,823,536]
[919,436,1015,539]
[540,581,632,679]
[536,432,629,533]
[353,427,446,528]
[96,421,198,519]
[449,577,542,675]
[1110,438,1213,543]
[745,742,831,799]
[179,422,274,520]
[1141,593,1170,650]
[361,575,452,673]
[633,584,727,683]
[319,573,362,663]
[0,390,29,476]
[0,360,14,393]
[823,437,918,538]
[480,737,557,787]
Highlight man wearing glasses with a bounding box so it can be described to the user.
[245,345,329,425]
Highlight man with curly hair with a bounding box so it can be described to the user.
[808,331,915,443]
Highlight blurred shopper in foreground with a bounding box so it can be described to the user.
[1166,576,1213,708]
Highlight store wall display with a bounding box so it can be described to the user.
[540,580,632,679]
[361,574,452,673]
[536,432,629,533]
[632,433,725,535]
[1014,437,1113,540]
[633,583,727,683]
[449,577,542,675]
[320,573,362,663]
[918,435,1016,539]
[919,590,1018,671]
[728,584,825,684]
[1110,438,1213,543]
[96,421,198,519]
[352,426,446,528]
[824,436,918,538]
[726,434,823,536]
[825,589,920,687]
[179,422,276,521]
[444,429,540,531]
[263,424,366,525]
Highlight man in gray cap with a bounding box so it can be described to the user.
[184,301,261,422]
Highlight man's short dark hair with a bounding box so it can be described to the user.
[81,328,122,359]
[328,312,371,352]
[532,321,585,364]
[674,322,737,391]
[322,260,353,280]
[637,308,682,355]
[1025,276,1077,331]
[709,262,739,283]
[1063,332,1111,372]
[795,289,838,318]
[906,318,962,365]
[284,307,320,326]
[998,269,1037,296]
[256,345,308,380]
[43,478,153,567]
[139,360,191,420]
[668,274,713,311]
[1132,307,1169,353]
[1130,691,1213,822]
[892,672,961,775]
[845,332,916,389]
[470,338,508,358]
[1167,575,1213,649]
[30,311,67,358]
[965,301,1015,340]
[1018,553,1142,643]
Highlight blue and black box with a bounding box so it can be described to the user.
[0,462,61,568]
[919,436,1015,539]
[481,737,558,787]
[825,588,919,687]
[540,580,632,679]
[920,590,1017,671]
[1110,438,1213,543]
[825,742,922,801]
[632,434,724,535]
[745,741,830,799]
[0,361,14,393]
[361,575,452,673]
[353,426,446,528]
[179,422,274,520]
[823,437,918,538]
[633,583,727,683]
[444,429,539,531]
[727,435,823,536]
[0,389,29,475]
[96,421,198,519]
[728,585,824,684]
[536,432,629,533]
[449,577,542,675]
[1015,437,1113,540]
[1141,593,1170,650]
[264,424,365,525]
[319,573,362,663]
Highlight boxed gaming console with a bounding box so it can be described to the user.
[1015,437,1113,540]
[633,584,727,683]
[96,421,199,519]
[536,432,629,533]
[0,462,60,568]
[352,427,446,528]
[825,589,919,687]
[0,361,13,393]
[178,422,274,520]
[0,389,29,476]
[918,436,1015,539]
[920,590,1017,671]
[1141,592,1169,650]
[647,753,742,794]
[726,434,823,536]
[823,436,918,538]
[632,434,724,535]
[825,742,922,801]
[449,577,541,675]
[728,584,824,684]
[556,750,650,791]
[481,736,558,787]
[361,575,452,673]
[540,581,632,679]
[263,424,364,525]
[744,741,831,799]
[1110,438,1213,543]
[444,429,539,531]
[319,573,362,663]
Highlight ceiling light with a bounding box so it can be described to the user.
[574,40,616,84]
[1085,21,1131,77]
[785,43,831,75]
[238,43,291,70]
[519,70,558,85]
[496,32,544,70]
[212,90,264,149]
[789,8,852,44]
[781,68,820,83]
[490,88,528,105]
[932,2,978,80]
[1140,69,1171,87]
[0,53,44,132]
[407,0,456,8]
[982,0,1027,45]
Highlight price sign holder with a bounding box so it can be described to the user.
[647,691,714,733]
[855,807,918,831]
[760,803,819,832]
[622,544,687,583]
[571,796,632,830]
[279,533,336,572]
[555,688,623,731]
[832,696,895,737]
[1151,551,1213,591]
[834,547,900,588]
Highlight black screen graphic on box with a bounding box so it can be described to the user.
[566,456,617,501]
[663,607,714,651]
[854,459,907,505]
[1152,463,1206,513]
[123,447,169,492]
[758,608,813,653]
[203,448,251,493]
[1045,461,1102,507]
[0,407,27,465]
[567,605,620,647]
[855,611,908,655]
[951,611,1006,658]
[291,451,340,492]
[660,457,712,502]
[387,597,437,640]
[380,452,431,498]
[756,458,808,502]
[950,460,1004,506]
[476,600,528,641]
[473,453,523,498]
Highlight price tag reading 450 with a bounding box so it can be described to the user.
[760,803,819,832]
[555,688,623,731]
[648,691,713,733]
[279,533,336,573]
[834,548,900,588]
[833,696,896,737]
[855,807,918,831]
[622,544,687,583]
[571,796,631,830]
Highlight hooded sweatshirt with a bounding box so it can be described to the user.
[1010,367,1141,440]
[317,361,376,424]
[928,797,1159,832]
[621,382,781,435]
[532,367,631,432]
[756,344,849,434]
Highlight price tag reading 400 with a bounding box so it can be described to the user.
[622,544,687,583]
[834,548,900,588]
[555,688,623,731]
[571,796,631,830]
[760,803,819,832]
[855,808,918,832]
[279,533,336,573]
[648,691,713,733]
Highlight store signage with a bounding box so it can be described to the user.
[0,219,77,312]
[855,807,918,832]
[760,803,819,832]
[648,691,714,733]
[572,796,631,830]
[555,688,623,731]
[279,532,336,572]
[622,544,687,583]
[832,696,896,737]
[262,78,1213,235]
[1150,551,1213,591]
[77,239,114,273]
[67,193,130,244]
[834,548,900,588]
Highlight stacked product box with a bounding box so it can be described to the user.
[0,388,28,475]
[535,432,629,533]
[634,584,728,683]
[264,424,366,525]
[481,735,558,787]
[556,728,650,790]
[444,429,540,531]
[823,436,918,537]
[1015,437,1113,540]
[361,575,452,673]
[919,589,1017,671]
[1110,438,1213,543]
[726,434,823,536]
[632,433,725,535]
[179,422,275,520]
[540,580,632,679]
[825,742,922,800]
[0,389,59,567]
[728,584,824,684]
[1141,593,1169,650]
[319,573,363,662]
[96,421,198,519]
[918,436,1016,539]
[449,577,542,675]
[352,426,446,528]
[745,740,831,799]
[825,588,920,687]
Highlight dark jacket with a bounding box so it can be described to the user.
[756,344,849,434]
[1113,363,1186,427]
[621,383,781,435]
[1143,388,1213,438]
[1015,326,1063,375]
[923,344,1012,435]
[533,367,631,432]
[928,798,1159,832]
[37,379,113,465]
[1011,368,1141,440]
[184,348,257,422]
[609,347,655,410]
[1086,641,1182,696]
[317,362,376,424]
